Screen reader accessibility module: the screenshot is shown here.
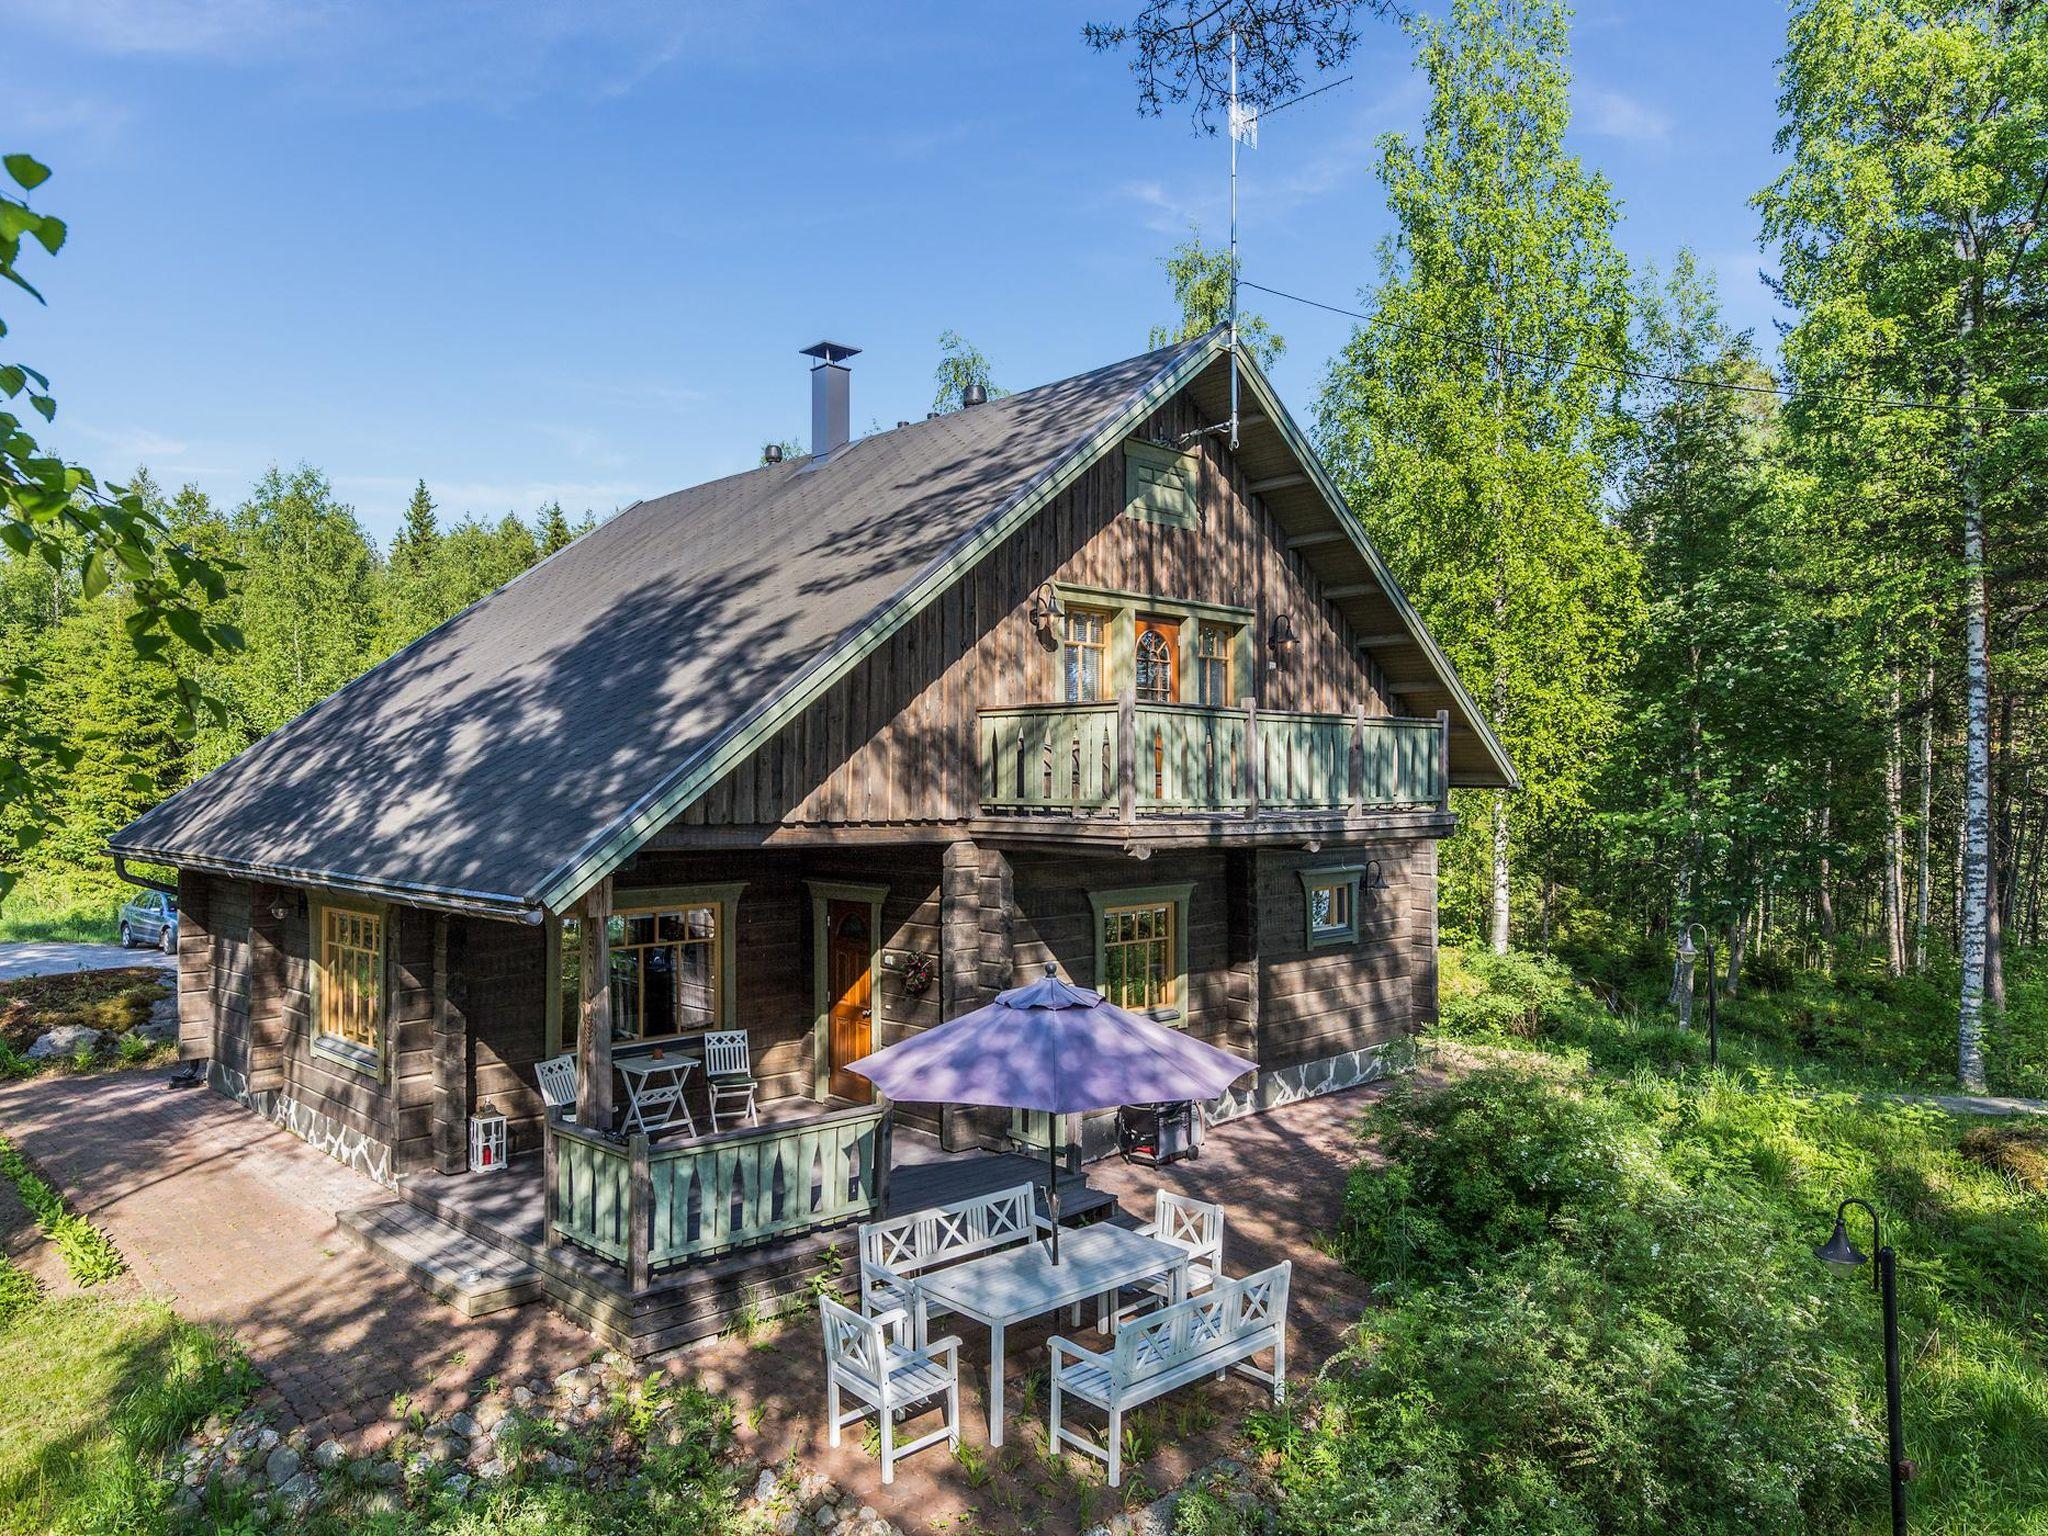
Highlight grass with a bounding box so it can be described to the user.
[0,1294,253,1536]
[1266,945,2048,1536]
[0,1137,125,1287]
[0,868,133,946]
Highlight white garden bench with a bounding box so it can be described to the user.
[1050,1260,1291,1487]
[857,1181,1051,1335]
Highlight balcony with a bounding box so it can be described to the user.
[977,698,1446,820]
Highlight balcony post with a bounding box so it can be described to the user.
[1349,704,1367,815]
[1118,680,1137,824]
[1244,694,1260,820]
[628,1130,651,1292]
[1436,709,1452,812]
[575,876,614,1130]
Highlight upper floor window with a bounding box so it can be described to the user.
[1135,619,1180,703]
[1194,622,1234,706]
[1063,608,1111,702]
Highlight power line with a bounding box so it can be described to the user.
[1240,278,2048,419]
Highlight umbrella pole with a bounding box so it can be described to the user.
[1046,1119,1061,1264]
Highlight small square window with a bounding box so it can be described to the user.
[1297,866,1365,947]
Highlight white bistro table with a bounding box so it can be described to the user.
[914,1223,1188,1446]
[614,1051,701,1136]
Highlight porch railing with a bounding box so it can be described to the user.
[545,1103,893,1291]
[978,696,1448,818]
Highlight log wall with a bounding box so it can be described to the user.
[684,388,1402,829]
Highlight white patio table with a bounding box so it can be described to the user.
[913,1223,1188,1447]
[614,1051,701,1137]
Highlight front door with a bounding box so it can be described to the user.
[826,901,874,1101]
[1134,617,1181,704]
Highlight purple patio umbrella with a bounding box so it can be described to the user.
[845,964,1253,1262]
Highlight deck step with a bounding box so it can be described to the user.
[337,1201,545,1318]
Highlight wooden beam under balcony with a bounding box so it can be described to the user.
[1323,583,1376,599]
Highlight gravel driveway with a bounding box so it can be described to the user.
[0,941,174,982]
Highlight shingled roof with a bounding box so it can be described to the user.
[113,330,1514,919]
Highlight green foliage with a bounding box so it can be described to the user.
[932,330,1009,413]
[1315,0,1639,945]
[0,1257,38,1328]
[0,155,241,901]
[1286,951,2048,1535]
[0,1137,124,1286]
[1147,228,1284,368]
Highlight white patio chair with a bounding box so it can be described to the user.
[535,1053,579,1123]
[1113,1189,1225,1327]
[819,1294,961,1484]
[702,1029,759,1131]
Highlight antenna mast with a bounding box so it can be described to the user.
[1228,27,1241,451]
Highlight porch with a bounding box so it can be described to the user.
[349,1116,1108,1358]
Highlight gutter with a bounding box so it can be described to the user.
[107,841,544,925]
[112,854,178,898]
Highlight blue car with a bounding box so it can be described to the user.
[118,889,178,954]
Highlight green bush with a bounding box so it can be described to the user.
[1296,935,2048,1535]
[0,1138,125,1287]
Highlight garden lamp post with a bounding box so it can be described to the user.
[1814,1197,1909,1536]
[1674,922,1721,1065]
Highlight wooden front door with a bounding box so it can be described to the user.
[1134,617,1181,703]
[826,901,874,1101]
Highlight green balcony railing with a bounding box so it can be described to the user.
[979,697,1446,818]
[546,1103,891,1290]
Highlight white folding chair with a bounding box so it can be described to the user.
[702,1029,759,1131]
[535,1053,580,1123]
[1113,1189,1225,1326]
[819,1294,960,1485]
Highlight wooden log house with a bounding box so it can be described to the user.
[110,329,1515,1348]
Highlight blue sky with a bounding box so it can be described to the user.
[3,0,1790,544]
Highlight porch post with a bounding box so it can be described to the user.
[1436,708,1452,813]
[1244,694,1261,820]
[576,876,615,1130]
[627,1131,651,1293]
[429,912,468,1174]
[1349,703,1367,816]
[1117,679,1137,824]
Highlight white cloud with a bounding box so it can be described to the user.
[0,0,796,109]
[1579,86,1674,146]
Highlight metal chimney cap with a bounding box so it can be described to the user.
[763,443,785,464]
[801,341,861,366]
[961,382,988,407]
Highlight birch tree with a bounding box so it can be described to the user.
[1316,0,1636,952]
[1757,0,2048,1089]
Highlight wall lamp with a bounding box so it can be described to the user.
[1267,612,1299,668]
[1029,582,1065,639]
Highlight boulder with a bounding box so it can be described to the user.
[25,1024,105,1060]
[264,1445,302,1487]
[275,1471,320,1517]
[447,1411,480,1439]
[311,1438,347,1472]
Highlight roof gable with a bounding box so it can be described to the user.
[115,330,1514,918]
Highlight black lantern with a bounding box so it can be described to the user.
[1814,1197,1909,1535]
[1028,582,1065,640]
[1267,612,1299,667]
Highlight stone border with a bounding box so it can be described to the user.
[206,1062,395,1186]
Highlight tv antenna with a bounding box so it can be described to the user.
[1226,27,1255,451]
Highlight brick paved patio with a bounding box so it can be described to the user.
[0,1058,1420,1520]
[0,1066,593,1447]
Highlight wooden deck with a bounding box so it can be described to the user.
[365,1128,1111,1358]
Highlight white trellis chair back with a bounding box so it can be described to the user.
[535,1053,579,1119]
[703,1030,751,1078]
[1153,1189,1225,1279]
[818,1293,961,1484]
[1112,1261,1288,1377]
[703,1029,759,1131]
